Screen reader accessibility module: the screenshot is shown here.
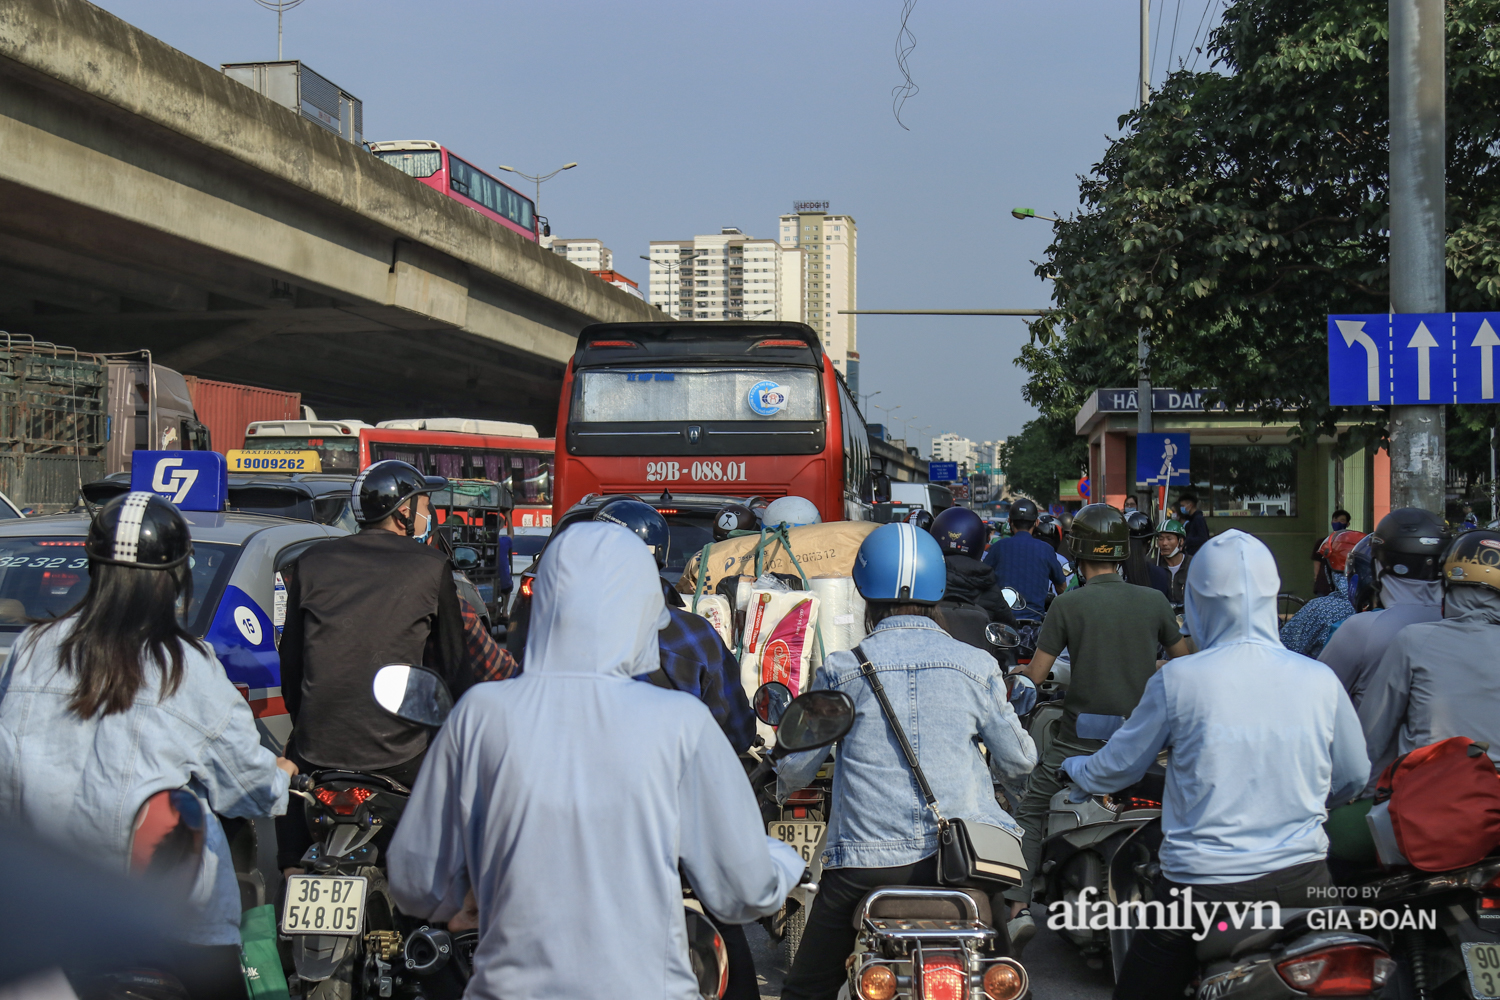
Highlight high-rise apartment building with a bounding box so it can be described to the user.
[646,228,803,324]
[779,205,857,395]
[931,433,979,469]
[541,237,612,272]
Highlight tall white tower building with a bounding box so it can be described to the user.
[779,205,857,394]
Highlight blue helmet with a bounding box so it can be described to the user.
[763,495,821,528]
[930,506,986,558]
[853,522,947,604]
[594,498,670,568]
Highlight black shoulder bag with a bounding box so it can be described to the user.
[853,644,1026,891]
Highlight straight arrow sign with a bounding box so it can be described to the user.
[1334,319,1382,402]
[1474,319,1500,400]
[1407,321,1439,401]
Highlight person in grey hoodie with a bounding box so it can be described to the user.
[1318,508,1449,706]
[1359,529,1500,790]
[387,521,803,1000]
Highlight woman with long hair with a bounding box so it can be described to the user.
[1121,508,1172,599]
[0,493,294,998]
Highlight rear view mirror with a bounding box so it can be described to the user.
[372,664,453,727]
[873,474,893,505]
[752,681,793,726]
[453,546,481,572]
[1000,587,1026,611]
[985,622,1021,648]
[129,789,206,892]
[771,689,856,758]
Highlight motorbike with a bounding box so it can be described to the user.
[286,666,475,1000]
[1109,819,1396,998]
[371,666,856,1000]
[1344,855,1500,999]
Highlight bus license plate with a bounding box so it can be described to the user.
[1464,942,1500,999]
[770,821,825,863]
[281,875,367,936]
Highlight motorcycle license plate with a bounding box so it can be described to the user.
[281,875,367,936]
[1464,943,1500,999]
[770,821,825,863]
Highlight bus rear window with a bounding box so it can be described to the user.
[242,436,359,472]
[574,368,821,423]
[375,149,442,179]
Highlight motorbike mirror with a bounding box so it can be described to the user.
[452,546,481,572]
[372,664,453,727]
[985,622,1021,648]
[128,788,206,891]
[752,681,793,726]
[1000,587,1026,611]
[771,689,856,758]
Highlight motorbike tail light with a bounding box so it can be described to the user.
[982,961,1024,1000]
[314,786,373,816]
[858,963,897,1000]
[1104,794,1162,812]
[920,955,966,1000]
[520,577,534,598]
[1275,944,1394,995]
[786,788,823,805]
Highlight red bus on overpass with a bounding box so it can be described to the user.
[368,140,539,242]
[551,323,873,523]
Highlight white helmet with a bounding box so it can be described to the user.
[763,495,821,528]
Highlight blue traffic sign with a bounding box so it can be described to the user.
[130,451,228,512]
[928,461,959,482]
[1329,313,1500,405]
[1136,433,1191,487]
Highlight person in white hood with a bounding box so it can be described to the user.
[1061,530,1369,1000]
[387,522,804,1000]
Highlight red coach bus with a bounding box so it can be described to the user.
[242,418,555,527]
[368,140,538,242]
[552,323,873,522]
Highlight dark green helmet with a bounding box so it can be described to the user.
[1068,503,1129,562]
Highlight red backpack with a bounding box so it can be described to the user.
[1372,737,1500,872]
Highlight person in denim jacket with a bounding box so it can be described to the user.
[0,494,293,998]
[776,522,1037,1000]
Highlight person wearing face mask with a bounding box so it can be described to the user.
[1311,509,1354,595]
[1175,493,1210,555]
[275,460,516,875]
[1155,519,1192,605]
[1317,508,1449,709]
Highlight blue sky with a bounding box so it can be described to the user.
[94,0,1225,452]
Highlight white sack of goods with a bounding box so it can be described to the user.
[809,577,864,668]
[692,595,734,648]
[740,589,821,700]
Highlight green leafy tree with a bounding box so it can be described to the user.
[1020,0,1500,467]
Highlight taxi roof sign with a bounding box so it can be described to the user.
[130,451,228,511]
[225,449,322,474]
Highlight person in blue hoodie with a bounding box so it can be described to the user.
[1061,530,1369,1000]
[386,522,802,1000]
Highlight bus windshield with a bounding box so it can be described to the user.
[573,368,822,423]
[374,149,442,178]
[242,436,359,472]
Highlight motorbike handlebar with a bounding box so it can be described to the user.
[290,774,315,793]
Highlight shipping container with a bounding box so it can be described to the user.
[222,61,364,144]
[184,377,301,453]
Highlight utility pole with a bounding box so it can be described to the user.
[1140,0,1151,107]
[1388,0,1447,512]
[1137,331,1152,513]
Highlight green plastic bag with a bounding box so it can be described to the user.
[1326,797,1378,864]
[240,904,291,1000]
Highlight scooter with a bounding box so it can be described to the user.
[1108,819,1396,998]
[370,666,856,1000]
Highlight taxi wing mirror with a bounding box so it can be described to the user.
[372,664,453,727]
[452,546,481,572]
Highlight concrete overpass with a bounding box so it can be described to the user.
[0,0,661,430]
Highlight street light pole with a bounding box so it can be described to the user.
[641,250,705,318]
[1140,0,1150,107]
[860,389,882,413]
[496,162,578,223]
[1388,0,1447,512]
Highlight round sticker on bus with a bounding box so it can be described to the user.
[748,381,789,417]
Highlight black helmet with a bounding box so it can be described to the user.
[85,492,192,569]
[1371,508,1450,582]
[906,509,934,531]
[1123,508,1155,541]
[1067,503,1129,562]
[594,498,670,568]
[930,506,986,558]
[1009,497,1039,525]
[1441,530,1500,595]
[1033,514,1063,549]
[713,503,758,542]
[353,460,448,529]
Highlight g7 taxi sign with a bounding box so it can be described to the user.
[130,451,228,512]
[1328,312,1500,405]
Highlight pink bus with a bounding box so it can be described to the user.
[369,140,538,241]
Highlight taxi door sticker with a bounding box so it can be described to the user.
[206,584,279,690]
